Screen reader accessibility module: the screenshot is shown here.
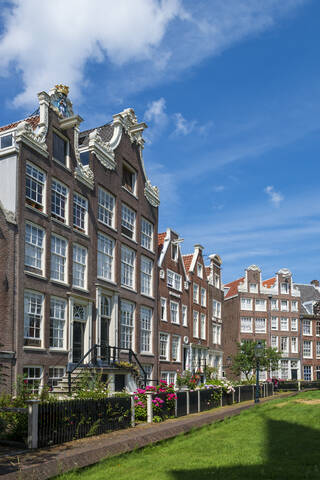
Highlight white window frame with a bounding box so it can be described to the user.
[51,178,69,224]
[213,300,221,319]
[255,318,266,334]
[160,297,167,322]
[193,310,199,338]
[167,269,182,291]
[141,218,154,251]
[73,192,88,234]
[240,317,253,333]
[249,283,258,293]
[120,300,135,350]
[281,300,289,312]
[271,316,278,330]
[121,203,136,240]
[291,301,298,312]
[121,245,135,289]
[197,263,203,278]
[171,244,178,261]
[23,366,43,394]
[280,317,289,331]
[200,313,206,340]
[25,222,45,275]
[200,287,206,307]
[98,187,115,229]
[50,297,67,350]
[280,336,289,353]
[303,319,312,336]
[182,305,188,327]
[271,335,278,349]
[271,299,278,311]
[303,365,312,381]
[141,255,153,297]
[193,283,199,304]
[97,232,115,282]
[171,335,181,362]
[303,340,312,358]
[122,162,137,195]
[51,234,67,284]
[140,306,152,354]
[24,291,44,347]
[159,332,169,360]
[255,299,266,312]
[291,337,298,354]
[72,243,88,289]
[25,162,46,212]
[316,341,320,359]
[170,301,179,324]
[48,367,65,389]
[291,318,298,332]
[280,282,289,294]
[241,298,253,311]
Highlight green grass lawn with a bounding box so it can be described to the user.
[57,391,320,480]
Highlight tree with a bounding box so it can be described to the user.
[231,341,281,381]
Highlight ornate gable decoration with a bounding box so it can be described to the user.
[314,301,320,316]
[50,85,74,118]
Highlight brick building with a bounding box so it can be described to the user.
[0,85,160,393]
[294,281,320,380]
[223,265,301,380]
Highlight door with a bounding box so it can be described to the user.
[73,321,85,363]
[291,369,298,380]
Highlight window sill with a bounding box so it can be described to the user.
[53,157,71,172]
[23,346,46,351]
[24,271,47,281]
[161,319,168,322]
[97,277,117,286]
[49,349,69,354]
[72,286,90,294]
[98,220,117,233]
[121,285,137,293]
[121,185,138,200]
[141,245,155,255]
[52,217,71,230]
[25,204,48,217]
[140,353,154,357]
[121,233,138,245]
[73,228,89,239]
[171,322,180,326]
[160,359,170,363]
[51,279,70,287]
[141,293,155,300]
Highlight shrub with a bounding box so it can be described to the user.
[134,381,177,422]
[176,370,200,390]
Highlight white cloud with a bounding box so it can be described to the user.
[264,185,284,207]
[144,97,168,142]
[172,112,197,136]
[0,0,306,107]
[212,185,225,192]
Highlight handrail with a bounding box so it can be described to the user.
[67,344,98,394]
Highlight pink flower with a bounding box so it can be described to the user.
[160,380,167,384]
[134,396,138,400]
[137,388,146,394]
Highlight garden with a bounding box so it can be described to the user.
[56,390,320,480]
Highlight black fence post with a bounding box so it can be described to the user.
[68,371,72,396]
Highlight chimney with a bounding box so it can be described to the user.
[311,280,320,287]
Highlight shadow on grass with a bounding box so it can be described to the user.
[171,418,320,480]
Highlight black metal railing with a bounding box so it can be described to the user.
[67,344,147,394]
[37,396,131,447]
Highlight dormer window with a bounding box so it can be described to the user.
[122,164,136,194]
[171,244,178,261]
[0,133,13,149]
[249,283,258,293]
[80,151,90,166]
[197,263,203,278]
[53,131,68,166]
[281,282,289,294]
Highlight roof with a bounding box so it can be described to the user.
[0,115,40,133]
[205,266,211,279]
[263,277,276,288]
[158,232,166,248]
[294,284,320,303]
[224,277,245,299]
[182,254,193,272]
[79,123,114,147]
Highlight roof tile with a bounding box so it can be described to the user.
[0,115,39,133]
[224,277,245,299]
[182,254,193,272]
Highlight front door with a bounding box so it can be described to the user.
[73,321,85,363]
[291,369,298,380]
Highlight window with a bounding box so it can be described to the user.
[291,318,298,332]
[24,291,43,347]
[182,305,188,326]
[121,245,135,289]
[25,162,46,211]
[303,319,312,336]
[200,287,206,307]
[141,218,153,251]
[171,244,178,261]
[72,244,87,289]
[240,317,253,333]
[271,299,278,311]
[291,337,298,354]
[255,318,266,333]
[80,151,90,166]
[48,367,65,389]
[217,325,221,344]
[280,337,288,353]
[241,298,253,310]
[200,314,206,339]
[51,179,68,223]
[281,300,289,312]
[140,306,152,353]
[280,360,289,379]
[170,301,179,324]
[317,342,320,358]
[0,133,13,149]
[53,131,68,166]
[167,269,182,291]
[193,311,199,337]
[97,232,114,281]
[50,297,66,349]
[280,318,289,331]
[255,299,266,311]
[159,333,169,360]
[23,367,42,394]
[291,301,298,312]
[98,188,115,228]
[121,204,136,239]
[271,335,278,349]
[213,300,221,319]
[73,193,88,233]
[25,223,45,275]
[249,283,258,293]
[120,300,134,349]
[172,335,180,361]
[304,365,312,381]
[141,256,153,296]
[160,298,167,321]
[212,324,221,344]
[317,321,320,336]
[193,283,199,303]
[161,371,176,385]
[317,365,320,380]
[303,340,312,358]
[281,282,289,294]
[122,164,136,193]
[271,317,278,330]
[197,263,203,278]
[214,273,220,289]
[51,235,67,283]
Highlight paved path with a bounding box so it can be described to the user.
[0,392,295,480]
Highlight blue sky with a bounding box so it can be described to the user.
[0,0,319,284]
